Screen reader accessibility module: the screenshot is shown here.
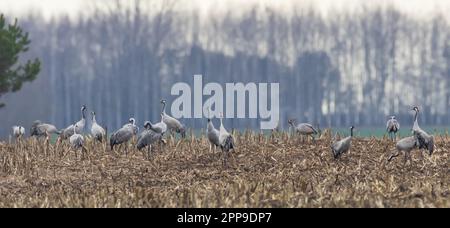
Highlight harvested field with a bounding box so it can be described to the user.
[0,131,448,207]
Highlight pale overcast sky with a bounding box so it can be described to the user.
[0,0,449,20]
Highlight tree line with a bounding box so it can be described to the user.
[0,1,449,138]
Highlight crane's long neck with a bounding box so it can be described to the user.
[413,110,419,129]
[92,114,96,123]
[161,102,166,115]
[73,125,77,135]
[350,128,353,137]
[207,120,214,131]
[81,108,85,120]
[207,108,211,121]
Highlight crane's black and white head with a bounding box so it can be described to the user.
[390,116,396,119]
[287,119,296,126]
[206,106,211,122]
[144,121,151,130]
[412,106,419,113]
[91,111,96,117]
[81,105,87,111]
[160,99,166,104]
[129,118,136,125]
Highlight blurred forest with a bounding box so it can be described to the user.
[1,1,449,138]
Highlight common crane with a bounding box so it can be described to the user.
[331,126,354,159]
[61,105,87,139]
[386,116,400,141]
[90,111,106,142]
[161,99,186,138]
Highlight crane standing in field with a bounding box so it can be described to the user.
[69,123,87,159]
[218,112,235,167]
[137,121,163,158]
[90,111,106,142]
[288,119,318,143]
[30,120,61,137]
[388,136,417,163]
[123,118,139,135]
[110,119,136,153]
[411,106,434,156]
[206,106,220,153]
[386,116,400,141]
[331,126,354,159]
[161,99,186,138]
[150,115,167,135]
[388,106,434,163]
[12,126,25,139]
[69,124,85,149]
[61,105,87,139]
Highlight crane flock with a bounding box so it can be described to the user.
[10,101,435,165]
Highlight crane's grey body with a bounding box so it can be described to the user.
[61,105,87,139]
[331,126,354,159]
[218,113,235,166]
[413,129,434,155]
[388,136,417,162]
[90,111,106,142]
[161,100,186,138]
[12,126,25,138]
[30,120,60,137]
[386,116,400,141]
[388,107,434,162]
[137,122,162,153]
[206,107,220,152]
[69,124,85,149]
[122,118,139,135]
[110,120,136,150]
[207,120,220,148]
[288,120,318,142]
[151,115,167,135]
[411,107,434,155]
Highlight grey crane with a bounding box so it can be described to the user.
[288,119,318,142]
[411,106,434,155]
[161,99,186,138]
[137,121,163,158]
[110,122,135,151]
[123,117,139,135]
[151,114,168,135]
[206,107,220,153]
[69,124,85,149]
[61,105,87,139]
[12,126,25,138]
[387,136,417,163]
[386,116,400,141]
[30,120,61,137]
[90,111,106,142]
[218,112,235,166]
[331,126,354,159]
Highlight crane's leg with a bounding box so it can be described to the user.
[403,151,409,166]
[147,145,152,160]
[209,144,212,153]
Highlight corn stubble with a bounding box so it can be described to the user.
[0,131,448,208]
